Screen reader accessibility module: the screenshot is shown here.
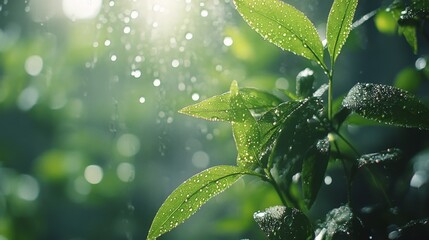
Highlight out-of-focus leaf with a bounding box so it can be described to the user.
[357,148,402,168]
[233,0,325,66]
[296,68,315,98]
[399,25,418,54]
[316,205,364,240]
[394,67,422,93]
[179,82,281,122]
[342,83,429,129]
[254,206,314,240]
[374,10,398,34]
[326,0,359,62]
[147,165,250,240]
[302,138,330,208]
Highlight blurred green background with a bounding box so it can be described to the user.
[0,0,428,239]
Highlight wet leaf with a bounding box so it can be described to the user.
[313,84,329,97]
[316,205,363,240]
[342,83,429,129]
[302,138,330,209]
[257,98,327,169]
[147,165,250,240]
[357,148,402,168]
[179,92,232,121]
[233,0,325,66]
[326,0,358,62]
[296,68,315,98]
[270,98,328,189]
[179,82,281,122]
[230,83,261,169]
[254,206,314,240]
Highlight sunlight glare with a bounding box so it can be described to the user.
[62,0,102,21]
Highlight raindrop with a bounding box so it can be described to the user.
[130,10,139,19]
[171,59,180,68]
[324,176,332,185]
[185,32,193,40]
[117,133,141,157]
[191,93,200,101]
[17,87,39,111]
[24,55,43,76]
[110,54,117,61]
[16,174,39,201]
[200,9,208,17]
[192,151,210,169]
[84,165,103,184]
[153,79,161,87]
[135,55,143,63]
[116,162,135,182]
[104,39,111,46]
[223,36,233,46]
[138,97,146,103]
[415,57,426,70]
[123,26,131,34]
[131,70,141,78]
[178,82,186,91]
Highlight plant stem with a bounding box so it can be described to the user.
[328,71,334,120]
[265,169,288,207]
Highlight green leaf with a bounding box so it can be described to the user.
[357,148,402,168]
[254,206,314,240]
[316,205,364,240]
[326,0,359,62]
[271,98,328,184]
[179,82,281,122]
[230,83,261,168]
[296,68,315,98]
[399,25,418,54]
[233,0,325,66]
[147,165,249,239]
[342,83,429,129]
[302,138,330,209]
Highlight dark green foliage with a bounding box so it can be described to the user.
[302,138,330,208]
[253,206,314,240]
[342,83,429,129]
[149,0,429,239]
[316,205,364,240]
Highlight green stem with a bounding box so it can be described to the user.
[328,71,334,120]
[264,169,289,206]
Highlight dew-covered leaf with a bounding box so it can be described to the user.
[302,138,330,209]
[147,165,250,240]
[230,82,261,169]
[313,84,329,97]
[270,98,328,189]
[342,83,429,129]
[253,206,314,240]
[326,0,358,62]
[357,148,402,168]
[316,205,364,240]
[179,92,232,121]
[296,68,315,98]
[233,0,325,66]
[179,82,281,122]
[240,88,283,117]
